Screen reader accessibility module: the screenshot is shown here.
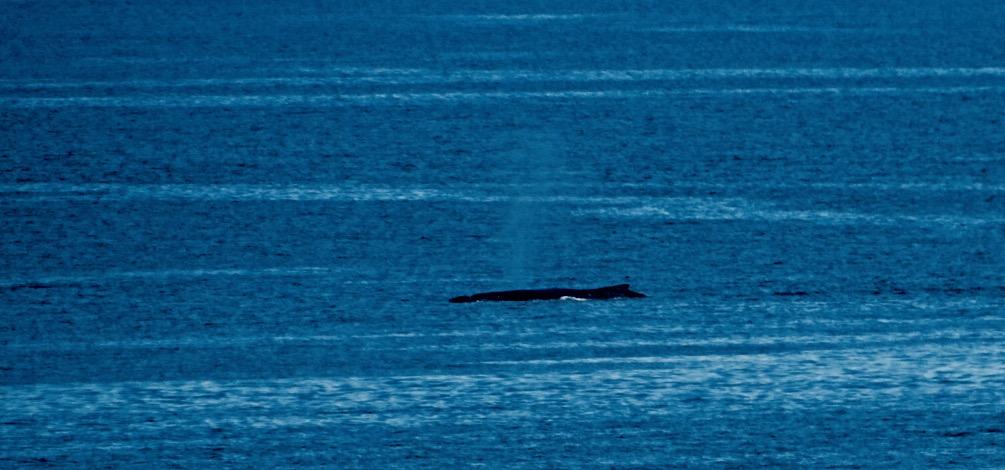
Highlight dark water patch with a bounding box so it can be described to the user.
[7,282,89,292]
[1,418,37,426]
[923,285,1003,296]
[773,290,813,297]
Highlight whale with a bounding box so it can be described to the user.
[449,284,646,303]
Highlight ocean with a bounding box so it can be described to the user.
[2,0,1004,467]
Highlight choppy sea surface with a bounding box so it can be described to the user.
[2,0,1005,467]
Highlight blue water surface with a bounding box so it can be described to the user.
[2,0,1004,467]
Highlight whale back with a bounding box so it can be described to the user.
[592,284,646,298]
[450,283,646,303]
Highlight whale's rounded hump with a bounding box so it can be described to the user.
[605,284,646,298]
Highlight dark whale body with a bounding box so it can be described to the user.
[449,284,645,303]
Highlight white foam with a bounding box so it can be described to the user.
[475,337,1005,366]
[418,329,1005,353]
[4,183,1000,226]
[0,266,336,291]
[423,13,606,21]
[642,25,875,34]
[5,67,1005,90]
[577,202,1005,226]
[0,182,640,204]
[3,86,1000,108]
[0,183,458,202]
[8,325,1004,354]
[5,341,1004,420]
[810,181,1005,192]
[463,178,1005,193]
